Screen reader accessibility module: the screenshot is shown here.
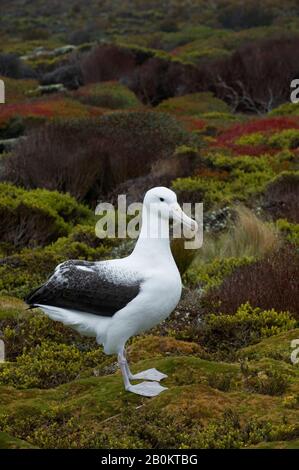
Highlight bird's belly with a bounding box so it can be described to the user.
[105,272,182,353]
[131,274,182,333]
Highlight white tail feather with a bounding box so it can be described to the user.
[37,304,111,344]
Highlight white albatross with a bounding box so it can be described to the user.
[26,187,198,397]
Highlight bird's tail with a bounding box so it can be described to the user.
[36,304,110,343]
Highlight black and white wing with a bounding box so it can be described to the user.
[25,259,142,317]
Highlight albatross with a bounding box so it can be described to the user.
[26,187,198,397]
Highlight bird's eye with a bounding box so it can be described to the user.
[159,197,165,202]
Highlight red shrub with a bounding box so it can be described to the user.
[208,37,299,113]
[202,245,299,319]
[81,45,135,84]
[0,98,103,128]
[3,111,192,203]
[130,57,201,105]
[262,172,299,223]
[215,117,299,155]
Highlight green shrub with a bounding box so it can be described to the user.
[242,365,290,396]
[276,219,299,246]
[236,132,266,146]
[184,257,253,290]
[0,227,114,298]
[74,81,141,109]
[201,302,297,353]
[1,309,98,360]
[172,153,276,208]
[270,102,299,116]
[0,341,106,388]
[268,129,299,149]
[0,183,92,250]
[157,92,230,116]
[0,116,25,139]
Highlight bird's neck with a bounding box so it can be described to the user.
[131,208,173,263]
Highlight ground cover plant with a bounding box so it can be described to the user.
[0,0,299,450]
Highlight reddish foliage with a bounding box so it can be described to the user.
[0,98,102,127]
[177,116,206,132]
[202,245,299,319]
[130,57,201,105]
[262,172,299,223]
[207,37,299,113]
[3,111,191,203]
[215,117,299,155]
[81,45,136,84]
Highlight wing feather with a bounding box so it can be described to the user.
[25,260,142,317]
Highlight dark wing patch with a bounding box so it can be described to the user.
[25,260,142,317]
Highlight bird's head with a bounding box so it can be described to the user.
[143,187,198,231]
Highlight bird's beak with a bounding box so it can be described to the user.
[171,203,198,231]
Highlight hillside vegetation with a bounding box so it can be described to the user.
[0,0,298,449]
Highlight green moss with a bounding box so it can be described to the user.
[238,329,299,364]
[252,438,299,449]
[0,431,36,449]
[0,353,298,448]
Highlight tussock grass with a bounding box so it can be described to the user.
[194,205,279,266]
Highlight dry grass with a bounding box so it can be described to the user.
[193,205,280,267]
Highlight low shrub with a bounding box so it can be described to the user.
[215,117,299,155]
[209,37,299,113]
[262,172,299,223]
[270,102,299,116]
[0,53,35,79]
[41,64,83,90]
[200,302,297,353]
[0,98,102,131]
[73,81,141,109]
[81,44,135,84]
[0,227,113,298]
[172,166,274,208]
[184,257,253,291]
[0,341,106,388]
[157,92,230,116]
[130,56,200,105]
[0,183,91,250]
[0,76,38,104]
[0,116,24,139]
[4,112,193,201]
[276,219,299,246]
[187,206,279,282]
[0,309,97,360]
[242,365,290,396]
[202,245,299,318]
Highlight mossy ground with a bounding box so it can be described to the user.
[0,299,298,449]
[1,2,299,448]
